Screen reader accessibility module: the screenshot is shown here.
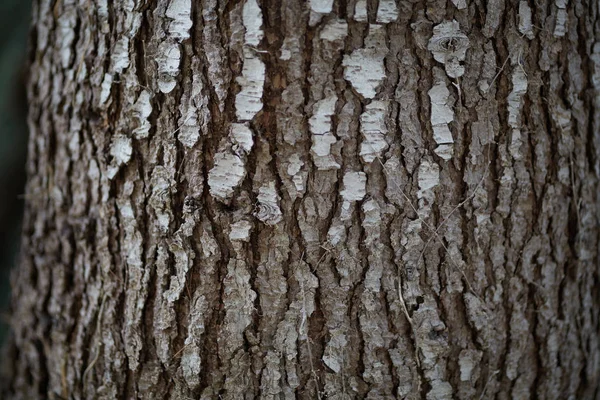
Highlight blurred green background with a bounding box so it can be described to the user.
[0,0,31,343]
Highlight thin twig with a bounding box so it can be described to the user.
[170,341,193,362]
[376,156,483,302]
[417,117,494,273]
[396,273,421,369]
[83,294,107,383]
[479,369,500,400]
[488,55,510,91]
[299,277,322,400]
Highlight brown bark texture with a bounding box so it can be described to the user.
[2,0,600,399]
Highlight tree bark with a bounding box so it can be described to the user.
[2,0,600,398]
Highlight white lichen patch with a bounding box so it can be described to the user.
[157,40,181,93]
[122,0,142,37]
[208,152,247,202]
[181,347,202,389]
[507,65,528,160]
[230,123,254,153]
[93,0,141,105]
[320,20,348,42]
[518,1,535,40]
[234,0,266,121]
[553,0,568,37]
[376,0,399,23]
[354,0,368,22]
[463,292,490,335]
[254,182,283,225]
[236,50,266,121]
[279,38,292,60]
[118,201,143,269]
[181,293,210,387]
[99,73,113,104]
[417,160,440,199]
[261,352,285,395]
[219,259,257,353]
[107,134,132,179]
[341,171,367,202]
[88,158,100,186]
[164,240,193,303]
[342,25,387,99]
[340,171,367,219]
[552,103,572,131]
[310,95,340,170]
[327,224,346,246]
[235,48,265,121]
[287,154,305,192]
[229,220,253,242]
[208,124,254,202]
[202,1,230,114]
[359,100,389,163]
[287,154,303,176]
[56,4,76,68]
[131,90,153,139]
[428,382,454,399]
[322,331,347,373]
[451,0,468,9]
[269,263,317,391]
[149,167,175,233]
[428,80,455,160]
[361,199,382,228]
[428,20,470,78]
[156,0,192,94]
[309,95,337,135]
[434,144,454,161]
[309,0,334,26]
[178,119,200,148]
[458,349,482,382]
[117,187,148,371]
[178,59,208,147]
[242,0,263,47]
[309,0,333,14]
[112,37,131,74]
[178,114,200,148]
[166,0,192,41]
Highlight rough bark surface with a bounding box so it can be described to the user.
[2,0,600,399]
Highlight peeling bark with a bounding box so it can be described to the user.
[2,0,600,399]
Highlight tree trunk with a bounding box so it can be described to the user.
[2,0,600,398]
